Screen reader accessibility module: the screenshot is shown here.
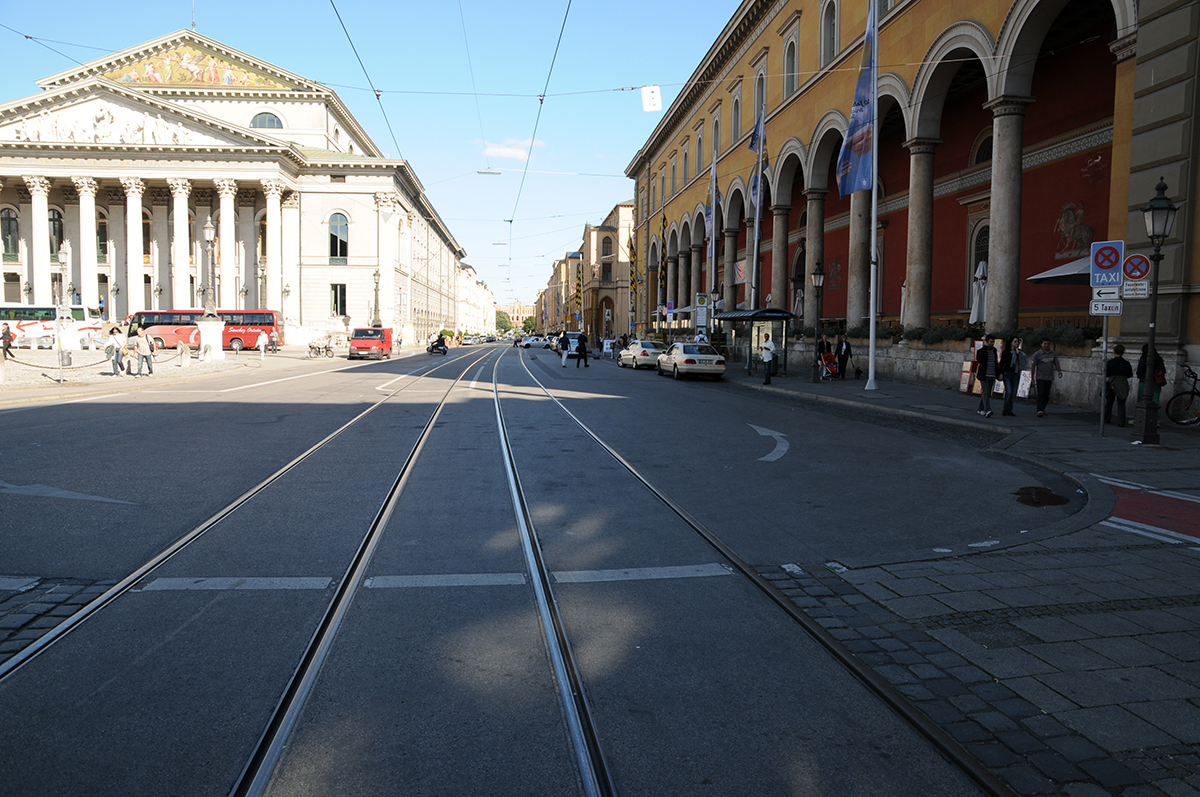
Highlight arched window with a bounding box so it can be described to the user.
[784,42,798,98]
[696,134,704,172]
[660,173,665,205]
[732,98,741,141]
[973,225,990,269]
[258,215,267,262]
[1,208,19,262]
[329,213,349,263]
[683,151,689,184]
[822,2,838,66]
[96,209,108,264]
[602,237,613,257]
[973,135,993,166]
[651,177,657,211]
[250,112,283,129]
[713,119,721,157]
[47,209,66,260]
[671,162,676,195]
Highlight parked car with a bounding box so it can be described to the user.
[656,342,725,379]
[348,327,393,359]
[521,336,546,349]
[617,339,668,369]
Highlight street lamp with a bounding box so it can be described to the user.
[201,216,217,318]
[257,259,266,309]
[239,284,248,309]
[153,282,162,308]
[371,267,382,327]
[55,247,70,380]
[1131,178,1178,445]
[810,259,825,383]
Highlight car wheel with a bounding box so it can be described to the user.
[230,338,243,352]
[673,365,681,380]
[657,363,664,375]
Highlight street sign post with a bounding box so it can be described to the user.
[1090,240,1125,288]
[1090,299,1122,316]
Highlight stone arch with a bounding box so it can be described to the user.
[724,176,750,224]
[773,136,808,200]
[994,0,1135,97]
[808,110,848,192]
[877,72,913,139]
[910,22,997,139]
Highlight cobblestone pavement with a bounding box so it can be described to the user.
[0,577,117,663]
[759,524,1200,797]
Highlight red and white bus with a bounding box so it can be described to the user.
[0,303,105,348]
[129,309,284,351]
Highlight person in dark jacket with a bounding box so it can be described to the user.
[1105,344,1134,426]
[836,334,853,380]
[575,332,589,367]
[997,337,1027,416]
[1136,343,1166,409]
[974,335,999,417]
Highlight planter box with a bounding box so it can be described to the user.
[906,339,971,352]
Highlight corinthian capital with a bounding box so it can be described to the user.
[214,178,238,198]
[72,176,99,197]
[167,178,192,198]
[23,176,51,196]
[261,178,286,199]
[120,177,145,197]
[375,192,401,212]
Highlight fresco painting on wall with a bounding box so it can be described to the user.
[103,45,288,90]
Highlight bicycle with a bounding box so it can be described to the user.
[307,339,333,359]
[1165,365,1200,426]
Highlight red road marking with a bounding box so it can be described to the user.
[1110,485,1200,539]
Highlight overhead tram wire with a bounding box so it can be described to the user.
[457,0,497,174]
[327,0,403,160]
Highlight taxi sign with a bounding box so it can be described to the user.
[1090,299,1122,316]
[1091,240,1124,287]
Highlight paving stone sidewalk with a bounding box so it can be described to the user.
[0,577,117,664]
[760,524,1200,797]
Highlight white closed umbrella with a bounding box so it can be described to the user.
[968,261,987,324]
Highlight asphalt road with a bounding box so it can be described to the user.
[0,344,1091,795]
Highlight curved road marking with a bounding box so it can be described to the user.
[748,423,789,461]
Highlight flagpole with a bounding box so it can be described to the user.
[748,113,763,375]
[865,0,880,391]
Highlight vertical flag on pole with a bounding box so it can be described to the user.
[748,108,765,311]
[658,213,668,301]
[705,154,719,294]
[836,0,876,198]
[629,231,638,298]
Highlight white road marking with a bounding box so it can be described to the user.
[1100,518,1192,544]
[0,480,135,504]
[968,540,1000,548]
[469,366,485,390]
[368,573,526,588]
[552,563,732,583]
[1091,473,1200,504]
[932,548,953,553]
[375,373,407,391]
[217,363,369,393]
[747,424,789,461]
[136,577,332,591]
[0,576,38,591]
[0,392,127,415]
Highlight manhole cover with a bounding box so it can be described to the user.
[1014,486,1069,506]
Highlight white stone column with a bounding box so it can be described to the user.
[677,249,690,316]
[24,177,51,305]
[722,229,738,314]
[151,188,169,309]
[215,178,238,310]
[771,205,790,310]
[281,190,300,325]
[168,179,191,308]
[375,192,401,329]
[985,96,1033,332]
[846,190,871,328]
[262,179,285,313]
[106,188,126,319]
[121,177,145,316]
[903,139,939,329]
[238,188,255,308]
[805,190,827,329]
[73,178,99,311]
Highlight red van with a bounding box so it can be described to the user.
[348,327,393,359]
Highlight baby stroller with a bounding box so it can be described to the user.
[819,352,839,380]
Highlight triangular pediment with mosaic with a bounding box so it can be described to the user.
[0,82,283,148]
[38,30,324,94]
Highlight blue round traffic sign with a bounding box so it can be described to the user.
[1123,253,1150,281]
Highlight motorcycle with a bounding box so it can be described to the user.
[426,342,448,355]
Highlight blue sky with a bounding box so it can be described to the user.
[1,1,734,305]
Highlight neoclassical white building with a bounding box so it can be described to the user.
[0,29,465,346]
[455,263,496,336]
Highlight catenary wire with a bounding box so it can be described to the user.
[327,0,403,160]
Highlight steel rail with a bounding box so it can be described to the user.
[514,350,1019,797]
[0,352,478,685]
[490,350,617,797]
[229,349,495,797]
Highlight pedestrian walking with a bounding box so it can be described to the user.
[974,335,999,417]
[1029,338,1063,417]
[998,337,1027,416]
[1,323,13,360]
[133,328,155,376]
[1135,343,1166,410]
[559,332,570,367]
[576,332,589,367]
[761,333,775,385]
[694,330,708,343]
[257,330,269,360]
[269,329,279,353]
[836,334,853,380]
[1104,343,1133,427]
[108,326,126,377]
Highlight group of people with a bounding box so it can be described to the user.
[105,326,156,377]
[557,331,589,367]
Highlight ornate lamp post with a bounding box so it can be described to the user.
[201,216,218,318]
[258,260,267,309]
[55,247,71,380]
[810,259,825,383]
[153,282,162,309]
[1131,178,1178,444]
[372,268,382,327]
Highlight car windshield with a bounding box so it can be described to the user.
[352,329,383,339]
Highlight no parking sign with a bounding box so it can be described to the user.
[1090,241,1124,288]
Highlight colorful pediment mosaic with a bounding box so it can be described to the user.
[102,44,292,89]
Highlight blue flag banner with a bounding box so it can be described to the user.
[748,109,765,154]
[836,1,876,198]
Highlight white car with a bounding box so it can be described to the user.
[656,342,726,380]
[521,336,548,349]
[617,340,668,369]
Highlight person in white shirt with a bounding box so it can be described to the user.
[257,330,269,359]
[694,330,708,343]
[108,327,127,377]
[761,333,776,385]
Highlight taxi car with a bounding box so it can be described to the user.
[656,342,725,380]
[617,339,668,369]
[348,327,393,359]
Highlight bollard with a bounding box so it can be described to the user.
[179,345,190,369]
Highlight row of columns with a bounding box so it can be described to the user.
[648,94,1031,334]
[5,175,286,319]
